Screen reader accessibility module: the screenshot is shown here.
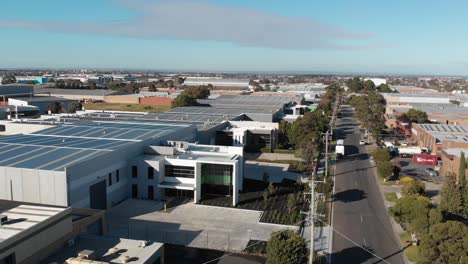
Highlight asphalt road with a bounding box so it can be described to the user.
[331,105,405,264]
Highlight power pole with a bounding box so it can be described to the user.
[309,180,315,264]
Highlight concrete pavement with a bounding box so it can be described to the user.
[331,105,405,264]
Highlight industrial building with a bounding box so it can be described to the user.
[183,77,250,89]
[0,200,163,264]
[0,84,34,105]
[198,94,302,110]
[383,93,452,104]
[8,96,78,114]
[440,148,468,182]
[412,123,468,153]
[34,88,125,101]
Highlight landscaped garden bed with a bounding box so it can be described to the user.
[200,178,310,225]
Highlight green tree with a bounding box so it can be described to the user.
[48,102,63,114]
[377,161,394,178]
[376,83,393,93]
[346,77,364,93]
[363,80,376,91]
[419,221,468,264]
[371,148,391,163]
[148,83,157,92]
[428,208,443,226]
[171,94,197,108]
[287,193,296,213]
[183,85,210,99]
[402,180,425,196]
[278,120,291,149]
[405,109,428,123]
[439,175,463,215]
[1,75,16,85]
[67,102,82,113]
[388,195,431,233]
[266,230,308,264]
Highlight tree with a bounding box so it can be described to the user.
[419,221,468,264]
[439,175,463,216]
[183,86,210,99]
[148,83,157,92]
[287,193,296,213]
[266,230,308,264]
[301,140,315,173]
[68,102,82,113]
[388,195,432,236]
[346,77,364,93]
[377,160,394,178]
[278,120,291,149]
[371,148,391,163]
[48,102,63,114]
[363,80,376,91]
[376,83,393,93]
[405,109,428,123]
[1,75,16,85]
[171,94,197,108]
[402,180,425,196]
[88,81,97,90]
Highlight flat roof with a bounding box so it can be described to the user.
[443,148,468,157]
[415,123,468,134]
[0,203,69,245]
[11,96,77,102]
[198,94,297,108]
[0,121,190,171]
[34,88,124,96]
[43,235,164,264]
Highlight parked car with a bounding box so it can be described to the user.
[425,168,438,176]
[385,175,398,181]
[359,140,366,145]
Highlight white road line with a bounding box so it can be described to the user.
[355,181,358,187]
[363,237,367,246]
[360,214,363,223]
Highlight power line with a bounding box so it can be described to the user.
[313,217,392,264]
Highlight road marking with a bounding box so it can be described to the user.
[360,214,363,223]
[355,181,358,187]
[363,237,367,246]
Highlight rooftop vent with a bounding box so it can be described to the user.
[77,250,96,260]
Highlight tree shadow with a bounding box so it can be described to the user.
[333,189,367,203]
[425,189,439,198]
[368,244,411,264]
[327,246,375,264]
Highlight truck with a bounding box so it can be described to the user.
[397,146,423,157]
[336,139,345,158]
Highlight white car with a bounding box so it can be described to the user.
[359,140,366,145]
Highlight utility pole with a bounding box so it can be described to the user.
[309,179,315,264]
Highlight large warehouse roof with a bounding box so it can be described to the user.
[198,94,299,108]
[33,121,181,140]
[0,121,190,171]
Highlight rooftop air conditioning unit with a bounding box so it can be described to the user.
[77,250,96,260]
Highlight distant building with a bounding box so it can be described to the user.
[184,77,250,89]
[0,84,34,105]
[34,88,126,101]
[364,78,386,87]
[16,76,49,84]
[8,96,78,114]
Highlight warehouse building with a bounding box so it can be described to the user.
[412,123,468,154]
[0,121,197,209]
[34,88,125,101]
[0,84,34,105]
[8,96,78,114]
[184,77,250,89]
[439,148,468,182]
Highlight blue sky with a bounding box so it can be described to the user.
[0,0,467,75]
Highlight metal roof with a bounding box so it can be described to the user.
[0,121,190,171]
[11,96,77,102]
[198,94,297,108]
[34,88,124,96]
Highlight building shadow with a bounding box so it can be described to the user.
[333,189,367,203]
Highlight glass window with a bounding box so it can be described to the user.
[165,165,195,178]
[148,167,154,180]
[132,166,138,178]
[116,169,120,182]
[108,173,112,186]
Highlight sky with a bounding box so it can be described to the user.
[0,0,467,75]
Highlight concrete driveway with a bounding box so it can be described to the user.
[106,199,297,251]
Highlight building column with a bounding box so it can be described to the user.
[194,163,201,203]
[232,162,239,206]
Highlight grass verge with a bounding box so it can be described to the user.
[384,192,398,202]
[399,232,423,263]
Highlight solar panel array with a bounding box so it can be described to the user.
[0,121,188,171]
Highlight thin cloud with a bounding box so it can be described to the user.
[0,0,373,50]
